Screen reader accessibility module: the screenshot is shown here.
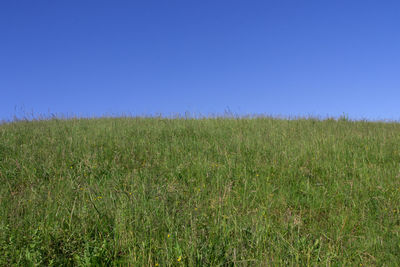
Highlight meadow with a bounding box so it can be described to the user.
[0,117,399,266]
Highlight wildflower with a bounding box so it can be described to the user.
[195,207,198,211]
[177,256,182,262]
[155,264,159,267]
[256,174,259,177]
[167,234,170,238]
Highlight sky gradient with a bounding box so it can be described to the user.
[1,1,400,121]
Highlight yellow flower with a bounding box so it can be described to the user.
[155,264,159,267]
[167,234,170,238]
[177,256,182,262]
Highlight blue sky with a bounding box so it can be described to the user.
[1,1,399,121]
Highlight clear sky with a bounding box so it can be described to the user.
[1,1,399,121]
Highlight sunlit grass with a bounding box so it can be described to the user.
[0,117,399,265]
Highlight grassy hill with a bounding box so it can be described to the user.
[0,117,399,266]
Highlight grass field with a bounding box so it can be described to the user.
[0,117,399,266]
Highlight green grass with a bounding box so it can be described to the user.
[0,117,399,266]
